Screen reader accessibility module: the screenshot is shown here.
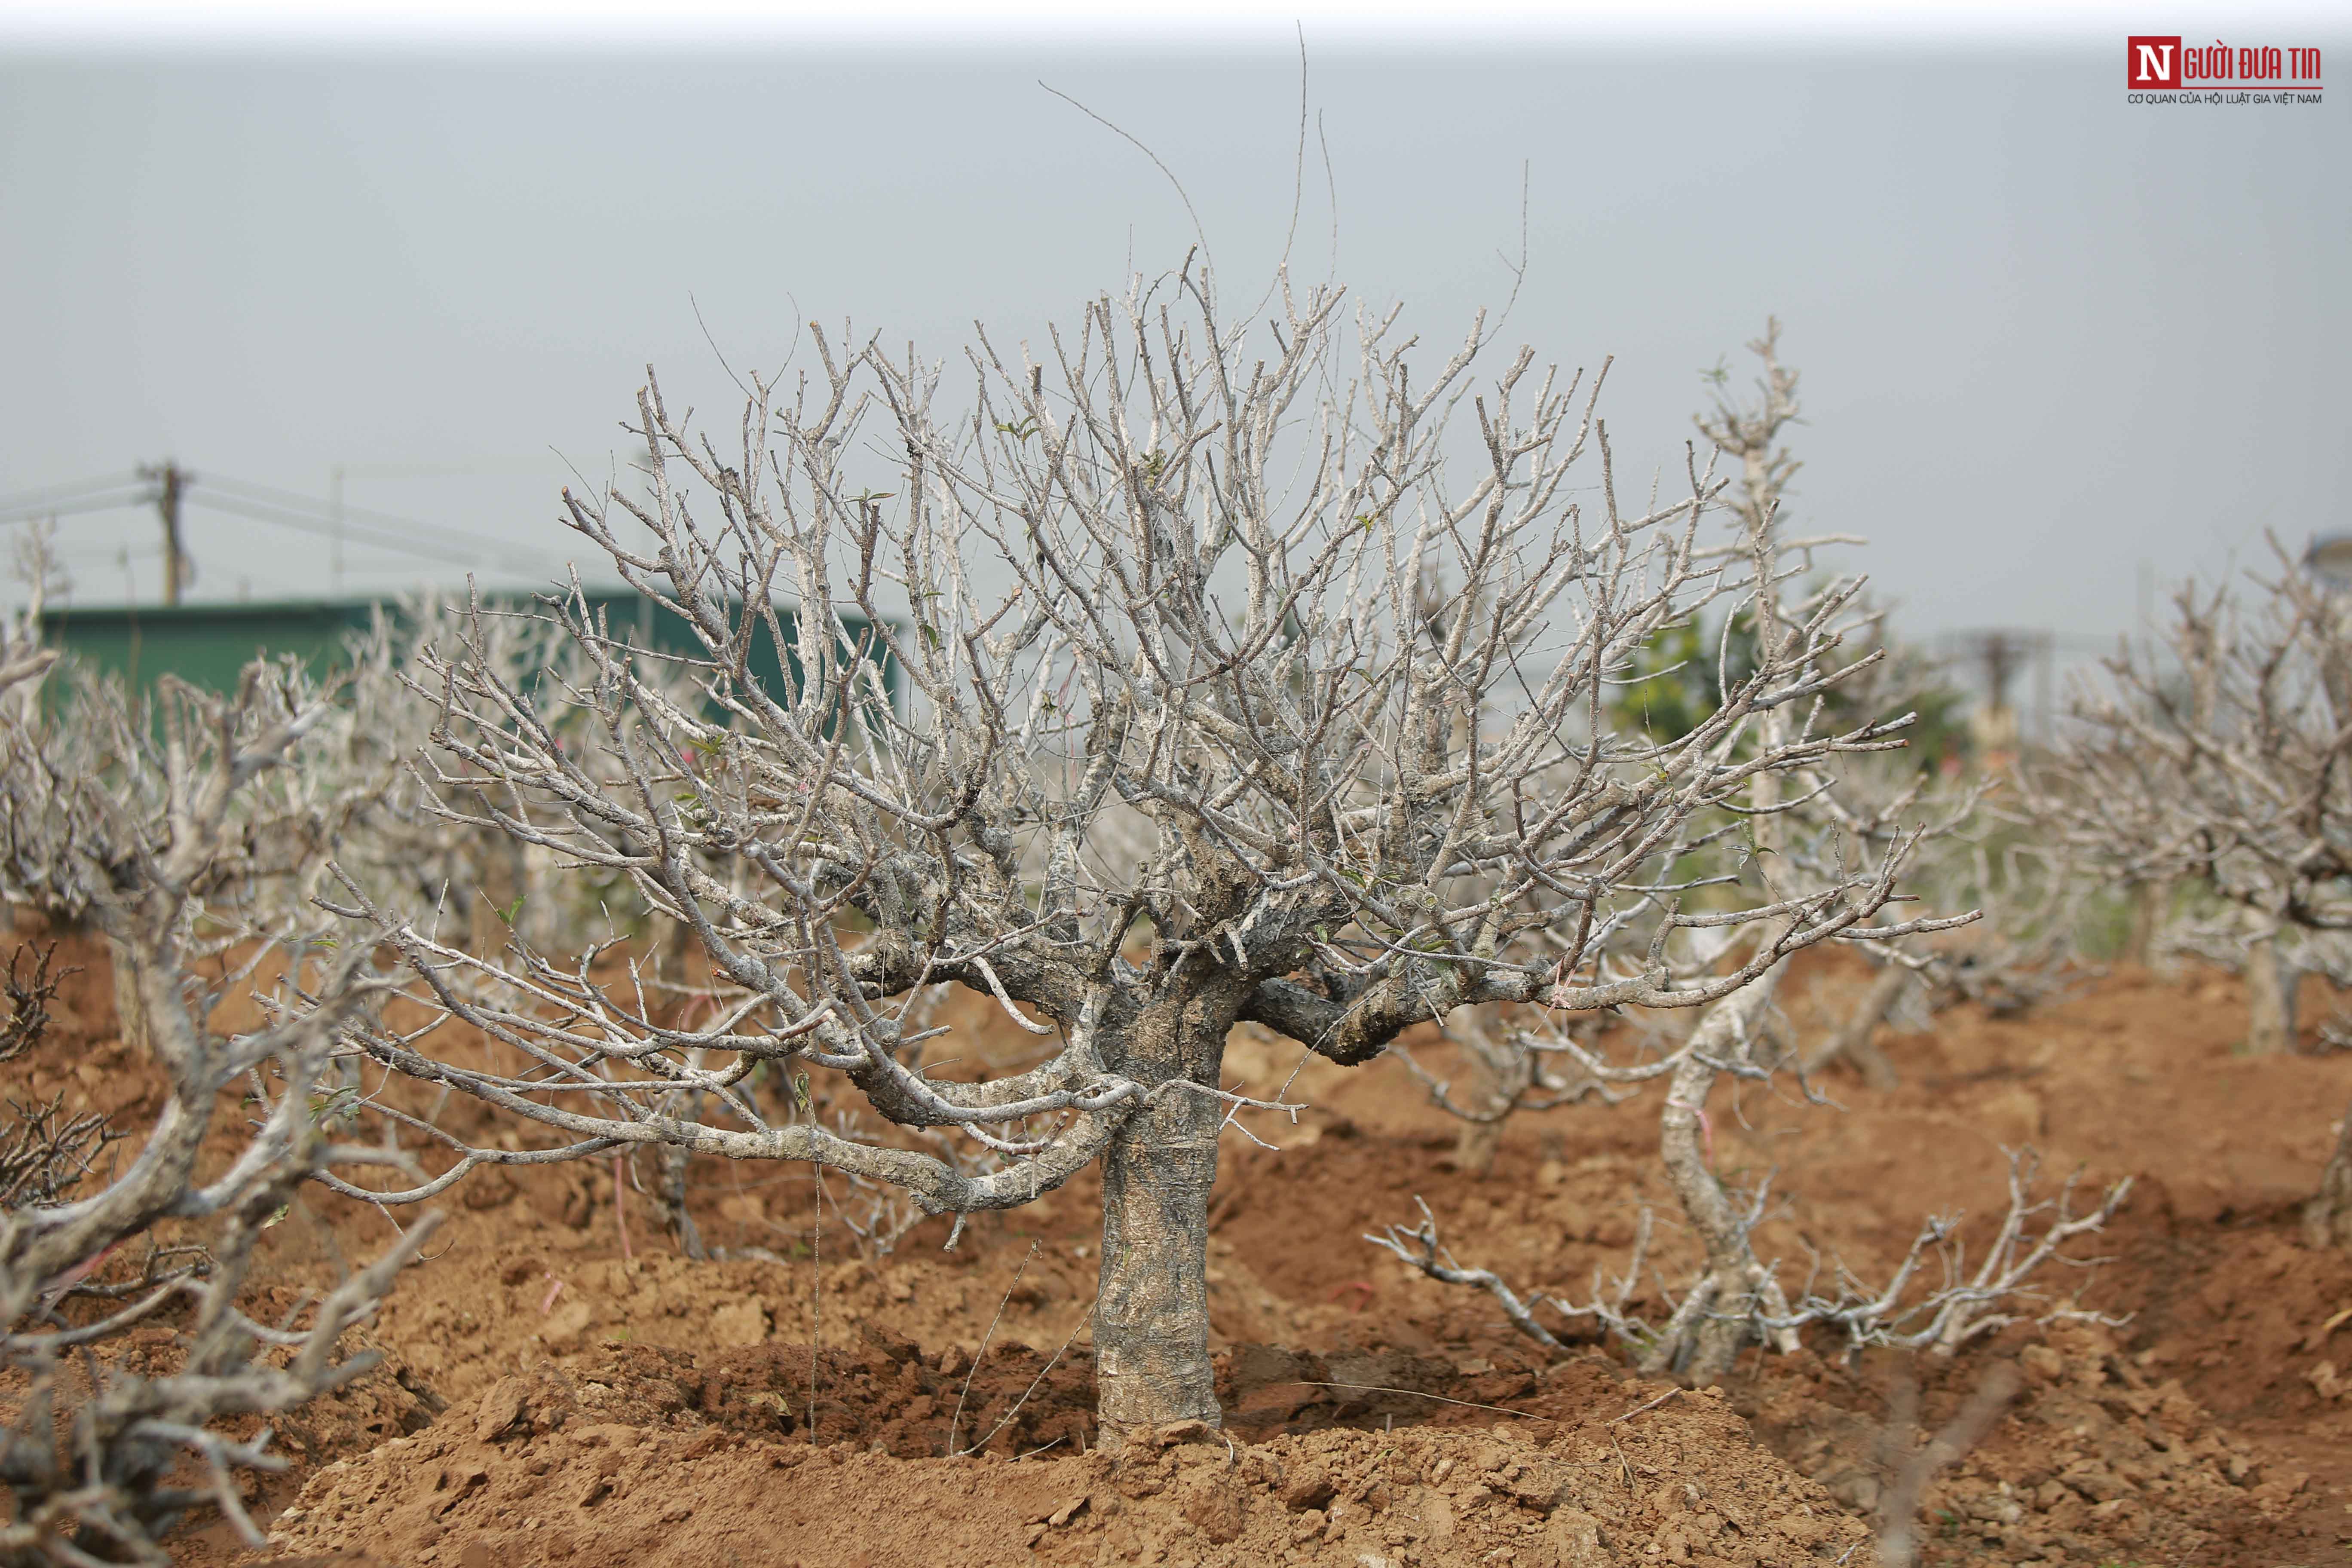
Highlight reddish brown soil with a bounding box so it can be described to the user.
[9,933,2352,1566]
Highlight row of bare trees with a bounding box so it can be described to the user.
[1359,326,2352,1380]
[0,545,723,1562]
[1366,329,2131,1380]
[2018,542,2352,1245]
[0,566,441,1564]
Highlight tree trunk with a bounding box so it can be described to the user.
[2122,879,2167,966]
[653,1083,708,1259]
[1452,1114,1506,1180]
[2243,920,2299,1055]
[1449,1008,1526,1177]
[2306,1093,2352,1249]
[1642,962,1800,1381]
[106,934,150,1059]
[1803,964,1907,1089]
[1091,989,1235,1447]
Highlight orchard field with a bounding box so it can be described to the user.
[8,288,2352,1568]
[7,925,2350,1567]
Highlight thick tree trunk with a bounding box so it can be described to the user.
[1452,1115,1506,1179]
[2306,1093,2352,1249]
[1094,1105,1220,1443]
[1091,984,1238,1447]
[2243,920,2299,1055]
[105,934,150,1059]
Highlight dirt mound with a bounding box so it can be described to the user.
[434,1327,1098,1459]
[2102,1191,2352,1421]
[270,1370,1869,1568]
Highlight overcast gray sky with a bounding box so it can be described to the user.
[2,36,2345,661]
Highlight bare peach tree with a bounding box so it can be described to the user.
[2314,1099,2352,1249]
[1614,327,1942,1377]
[310,592,708,960]
[0,638,437,1564]
[312,264,1960,1440]
[2017,544,2352,1242]
[1400,334,1999,1181]
[1574,326,1974,1378]
[2023,548,2352,1054]
[1372,1144,2128,1377]
[1373,328,2133,1378]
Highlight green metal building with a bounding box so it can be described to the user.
[43,591,896,708]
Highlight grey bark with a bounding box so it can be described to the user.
[1450,1101,1507,1178]
[1641,962,1801,1381]
[1638,337,1808,1383]
[1093,1106,1221,1442]
[652,1085,708,1259]
[2306,1093,2352,1249]
[2122,879,2168,966]
[2242,918,2300,1055]
[1091,980,1241,1443]
[105,933,151,1060]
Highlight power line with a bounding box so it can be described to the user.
[196,473,549,567]
[0,485,158,525]
[0,471,145,512]
[54,545,162,562]
[182,491,545,575]
[0,467,560,579]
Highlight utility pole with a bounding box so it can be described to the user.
[1946,627,2054,755]
[329,462,345,597]
[137,461,193,605]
